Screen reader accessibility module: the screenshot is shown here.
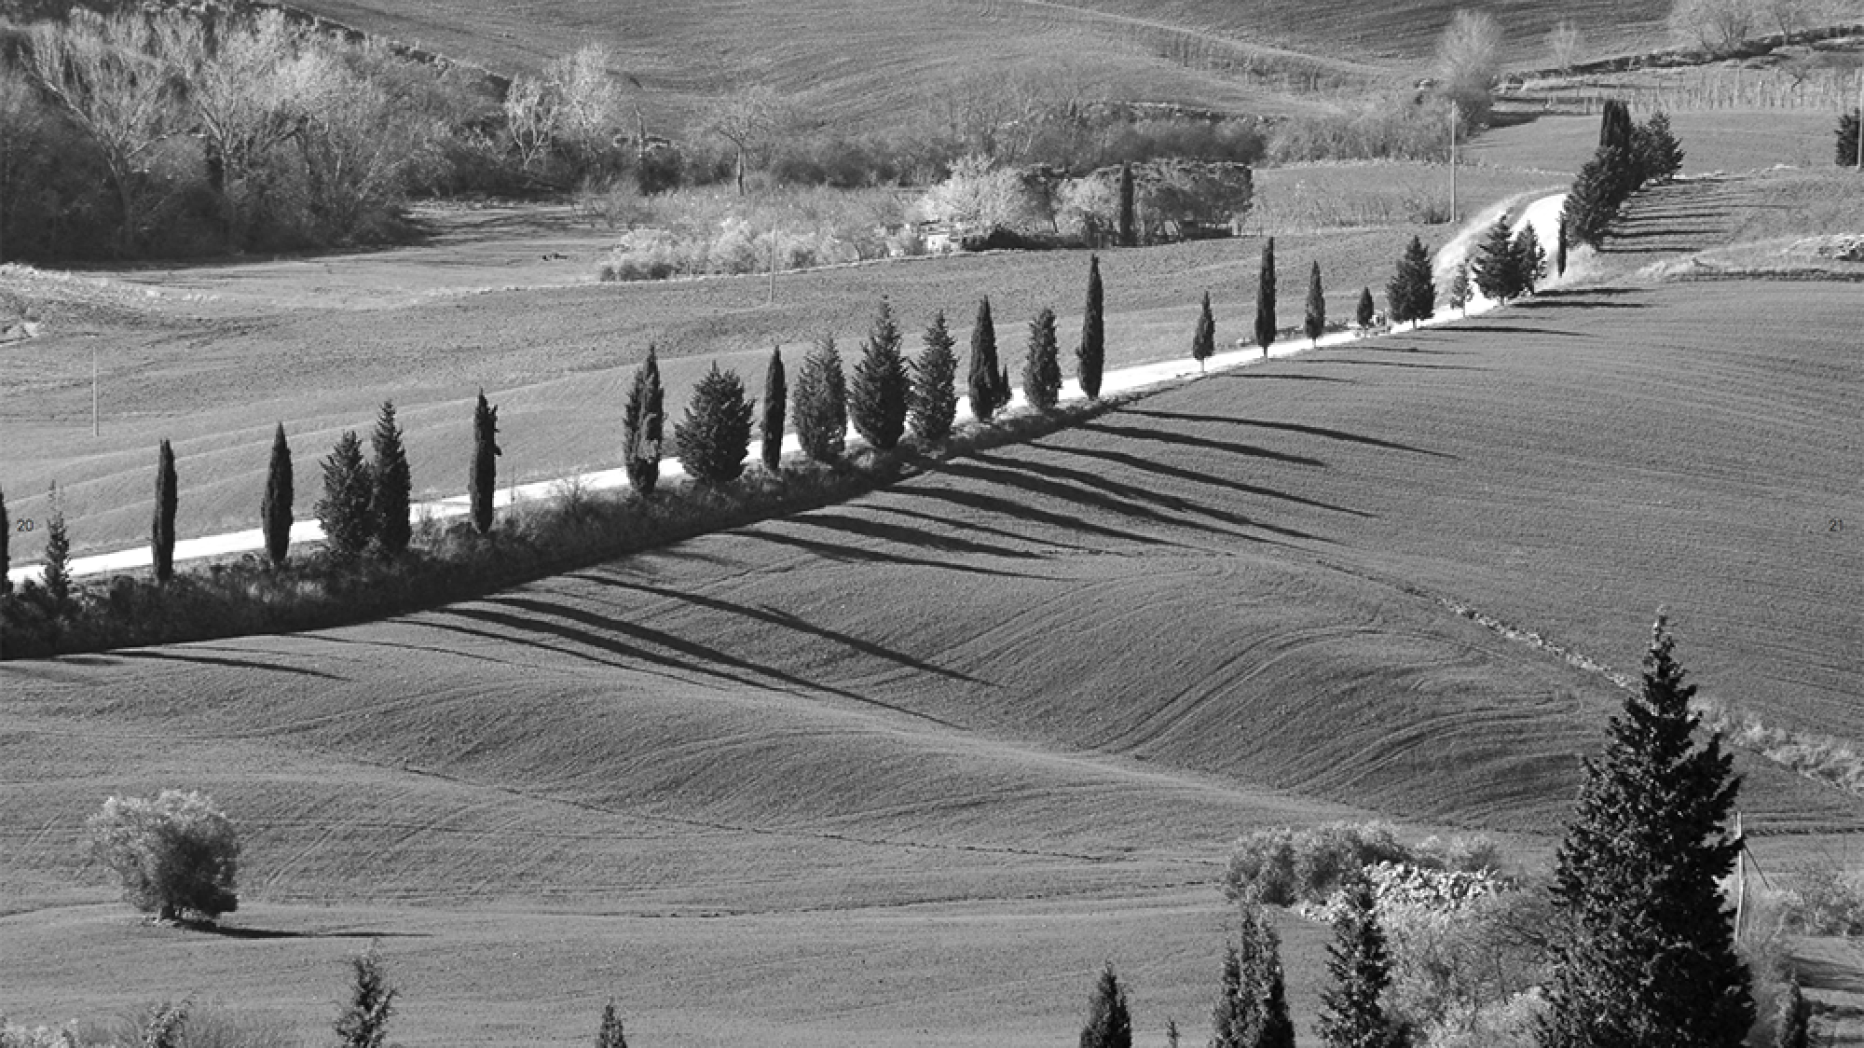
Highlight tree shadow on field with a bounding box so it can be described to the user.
[869,480,1181,551]
[1221,371,1353,383]
[1077,421,1327,466]
[1458,324,1595,339]
[1515,295,1647,311]
[788,509,1047,562]
[185,920,429,940]
[114,648,345,680]
[1039,442,1374,519]
[737,524,1048,579]
[1123,411,1455,460]
[1301,358,1489,372]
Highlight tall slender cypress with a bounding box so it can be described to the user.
[1556,211,1570,276]
[42,483,70,609]
[622,348,664,496]
[1117,164,1136,248]
[151,439,177,584]
[371,401,412,556]
[1022,307,1062,410]
[1077,254,1105,399]
[469,391,500,535]
[1191,292,1215,372]
[261,423,292,567]
[849,298,911,451]
[1253,237,1276,357]
[760,346,786,473]
[1304,260,1325,348]
[968,297,1003,421]
[910,312,959,446]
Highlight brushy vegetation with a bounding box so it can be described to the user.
[86,790,239,922]
[1220,822,1504,907]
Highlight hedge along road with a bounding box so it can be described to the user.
[6,193,1570,588]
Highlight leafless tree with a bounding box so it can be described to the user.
[1435,9,1503,125]
[1548,20,1584,73]
[1669,0,1757,51]
[704,83,789,194]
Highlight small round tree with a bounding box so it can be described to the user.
[261,424,293,567]
[760,346,786,473]
[1022,307,1062,410]
[317,431,376,559]
[793,334,848,464]
[87,789,240,922]
[1077,254,1105,399]
[675,363,755,484]
[1191,292,1216,372]
[910,312,959,446]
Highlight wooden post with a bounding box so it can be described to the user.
[1448,100,1458,224]
[91,345,98,438]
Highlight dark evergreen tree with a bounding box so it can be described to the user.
[622,349,664,497]
[1253,237,1277,357]
[1355,287,1375,329]
[1472,212,1520,304]
[370,401,412,556]
[42,483,69,609]
[849,298,911,450]
[1599,99,1635,154]
[261,423,292,567]
[597,1000,629,1048]
[1118,164,1136,248]
[1512,223,1546,297]
[317,431,376,559]
[469,391,500,534]
[335,947,396,1048]
[793,334,848,463]
[1839,108,1861,168]
[760,346,786,473]
[1080,963,1133,1048]
[1191,292,1216,372]
[1385,236,1435,328]
[1539,617,1753,1048]
[1317,878,1407,1048]
[1212,905,1295,1048]
[1304,260,1325,347]
[0,483,10,595]
[1447,261,1471,317]
[1077,254,1106,398]
[1638,111,1685,183]
[675,363,755,484]
[968,297,1005,421]
[910,312,959,445]
[1556,211,1570,277]
[1564,145,1634,248]
[151,438,177,584]
[1022,307,1063,410]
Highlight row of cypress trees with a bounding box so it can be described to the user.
[1563,100,1685,248]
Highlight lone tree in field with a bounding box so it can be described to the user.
[968,297,1005,421]
[1473,213,1520,304]
[1077,254,1105,398]
[1080,963,1133,1048]
[1539,617,1752,1048]
[675,363,755,484]
[370,402,412,556]
[623,349,665,497]
[793,334,848,463]
[261,424,292,567]
[910,311,959,445]
[87,789,239,922]
[1118,163,1136,247]
[597,1000,629,1048]
[1317,877,1406,1048]
[760,346,786,473]
[1355,287,1375,329]
[1253,237,1276,357]
[1447,261,1471,317]
[1192,291,1216,372]
[152,438,177,584]
[317,431,376,559]
[336,946,396,1048]
[42,483,70,609]
[1304,260,1325,348]
[850,299,911,451]
[469,391,500,534]
[1386,236,1436,328]
[1023,307,1063,410]
[1212,905,1296,1048]
[1512,223,1547,297]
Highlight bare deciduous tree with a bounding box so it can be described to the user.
[1548,20,1584,72]
[1435,9,1503,126]
[704,83,790,194]
[1669,0,1758,51]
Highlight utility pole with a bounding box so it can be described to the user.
[1449,100,1458,224]
[91,344,99,438]
[767,233,776,305]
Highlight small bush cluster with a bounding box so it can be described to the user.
[1220,822,1503,907]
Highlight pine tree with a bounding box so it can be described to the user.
[793,334,848,463]
[676,363,755,484]
[335,946,396,1048]
[1023,307,1063,410]
[1639,111,1684,183]
[0,483,10,596]
[1556,211,1570,277]
[760,346,786,473]
[1512,223,1546,297]
[1304,260,1325,347]
[1472,212,1519,304]
[968,297,1004,421]
[1118,164,1136,248]
[42,482,70,608]
[622,349,664,497]
[1355,287,1375,329]
[469,391,500,534]
[1191,292,1216,372]
[597,1000,629,1048]
[370,401,412,556]
[1447,261,1471,317]
[910,312,959,445]
[849,298,911,450]
[1212,906,1295,1048]
[1080,963,1133,1048]
[1078,254,1106,399]
[1317,878,1407,1048]
[1540,617,1752,1048]
[1386,236,1435,328]
[1839,109,1862,168]
[151,438,177,584]
[261,423,292,567]
[1253,237,1276,357]
[1565,145,1634,248]
[317,431,376,559]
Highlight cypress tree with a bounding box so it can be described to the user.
[1386,236,1435,328]
[1191,292,1216,372]
[42,482,70,609]
[1638,111,1685,183]
[1022,307,1062,410]
[968,297,1004,421]
[1077,254,1105,398]
[1540,617,1752,1048]
[596,1000,628,1048]
[1355,287,1375,329]
[1600,99,1634,154]
[151,438,177,584]
[675,363,755,484]
[335,946,396,1048]
[1512,223,1546,297]
[370,401,412,556]
[1556,211,1570,277]
[1253,237,1276,357]
[793,334,848,463]
[622,349,664,497]
[1317,878,1406,1048]
[469,391,500,534]
[1080,963,1133,1048]
[1473,212,1519,304]
[1118,164,1136,248]
[849,298,911,450]
[1839,108,1861,168]
[760,346,786,473]
[317,431,376,558]
[910,312,959,445]
[1213,905,1295,1048]
[1304,260,1325,347]
[1447,261,1471,317]
[0,484,10,596]
[261,423,292,567]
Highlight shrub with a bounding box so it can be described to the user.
[596,1001,628,1048]
[674,363,755,484]
[261,424,293,567]
[152,439,177,584]
[370,401,412,556]
[1222,821,1420,906]
[849,299,911,450]
[1356,287,1376,328]
[793,335,848,463]
[909,312,959,446]
[316,431,376,559]
[622,350,665,496]
[86,789,239,921]
[1781,864,1864,935]
[1021,307,1062,410]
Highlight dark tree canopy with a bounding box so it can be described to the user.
[622,349,664,497]
[1304,260,1325,346]
[0,483,11,595]
[849,298,911,450]
[370,401,412,556]
[1385,236,1435,327]
[597,1000,629,1048]
[261,423,293,567]
[1512,223,1546,297]
[1080,963,1133,1048]
[1839,109,1861,168]
[1355,287,1376,328]
[1212,905,1296,1048]
[1022,306,1063,410]
[152,438,177,584]
[968,296,1005,421]
[1317,878,1407,1048]
[1473,212,1520,304]
[469,391,501,534]
[675,363,755,483]
[1253,236,1277,354]
[793,334,848,463]
[1078,254,1106,399]
[760,346,787,473]
[910,311,960,445]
